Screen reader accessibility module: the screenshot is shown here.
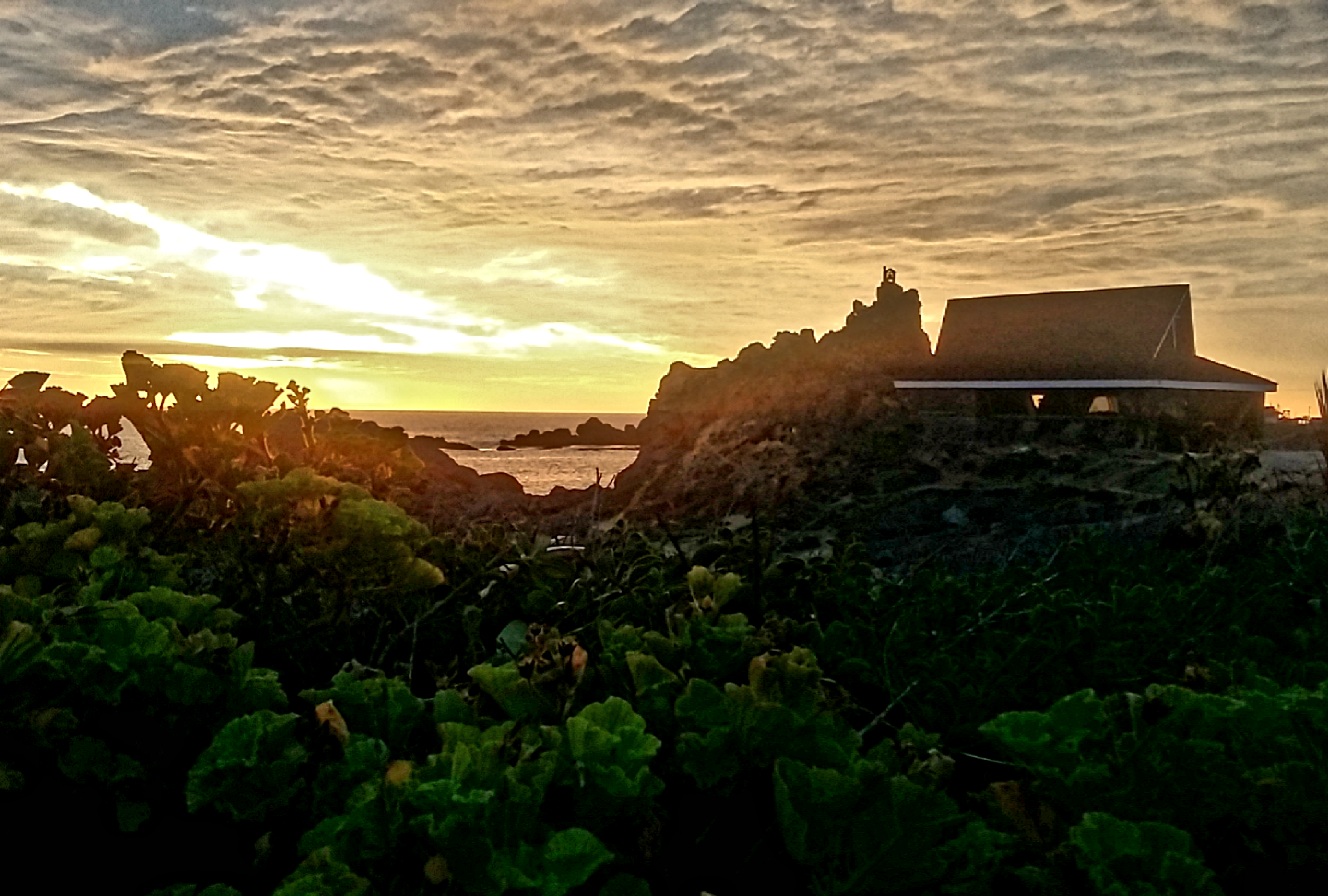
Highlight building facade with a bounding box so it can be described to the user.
[892,283,1275,433]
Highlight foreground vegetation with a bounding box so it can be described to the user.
[3,357,1328,895]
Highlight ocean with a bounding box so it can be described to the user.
[114,410,644,495]
[353,410,644,495]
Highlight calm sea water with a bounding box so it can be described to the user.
[353,411,643,495]
[115,411,643,495]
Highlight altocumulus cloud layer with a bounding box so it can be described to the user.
[1,0,1326,410]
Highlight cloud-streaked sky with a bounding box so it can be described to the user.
[2,0,1325,412]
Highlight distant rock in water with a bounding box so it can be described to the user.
[414,434,479,451]
[607,267,934,518]
[498,417,641,450]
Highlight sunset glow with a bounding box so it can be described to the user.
[2,1,1325,412]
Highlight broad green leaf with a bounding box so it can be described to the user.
[128,586,238,631]
[0,760,25,791]
[537,828,614,896]
[186,711,308,822]
[773,757,977,895]
[497,620,530,660]
[59,736,145,786]
[272,849,370,896]
[566,697,663,801]
[625,652,678,694]
[301,671,430,754]
[116,798,152,833]
[434,687,477,726]
[980,689,1111,781]
[1069,812,1220,896]
[469,662,553,721]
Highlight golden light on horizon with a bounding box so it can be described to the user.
[1,2,1323,412]
[1,179,677,410]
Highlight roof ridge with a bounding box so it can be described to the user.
[948,283,1190,302]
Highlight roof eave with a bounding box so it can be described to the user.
[895,378,1274,393]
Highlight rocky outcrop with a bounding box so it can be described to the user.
[498,417,640,450]
[415,435,479,451]
[607,268,934,518]
[818,266,932,361]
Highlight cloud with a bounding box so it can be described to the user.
[376,321,661,355]
[166,321,661,357]
[1,180,444,318]
[2,179,664,366]
[438,251,612,288]
[161,353,345,371]
[4,0,1328,408]
[40,0,313,52]
[0,190,157,247]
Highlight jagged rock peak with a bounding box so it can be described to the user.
[609,267,932,517]
[822,265,932,360]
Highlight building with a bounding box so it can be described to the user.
[892,283,1275,432]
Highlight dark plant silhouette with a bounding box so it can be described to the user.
[0,370,128,499]
[95,350,281,492]
[3,351,517,530]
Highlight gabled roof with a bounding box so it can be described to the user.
[1184,356,1277,390]
[935,284,1195,373]
[915,284,1274,390]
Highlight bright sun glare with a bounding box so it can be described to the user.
[0,181,660,363]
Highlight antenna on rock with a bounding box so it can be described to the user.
[882,266,896,284]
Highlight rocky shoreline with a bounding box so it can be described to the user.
[505,271,1325,567]
[7,270,1321,549]
[496,416,640,450]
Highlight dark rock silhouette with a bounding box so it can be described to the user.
[417,435,479,451]
[498,417,640,450]
[580,269,1304,568]
[819,265,932,360]
[606,267,933,518]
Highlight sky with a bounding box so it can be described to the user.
[1,0,1325,413]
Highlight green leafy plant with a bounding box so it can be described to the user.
[186,711,309,823]
[13,350,1328,894]
[565,697,663,808]
[982,681,1328,890]
[0,494,289,892]
[774,754,1011,895]
[1069,812,1219,896]
[675,648,857,788]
